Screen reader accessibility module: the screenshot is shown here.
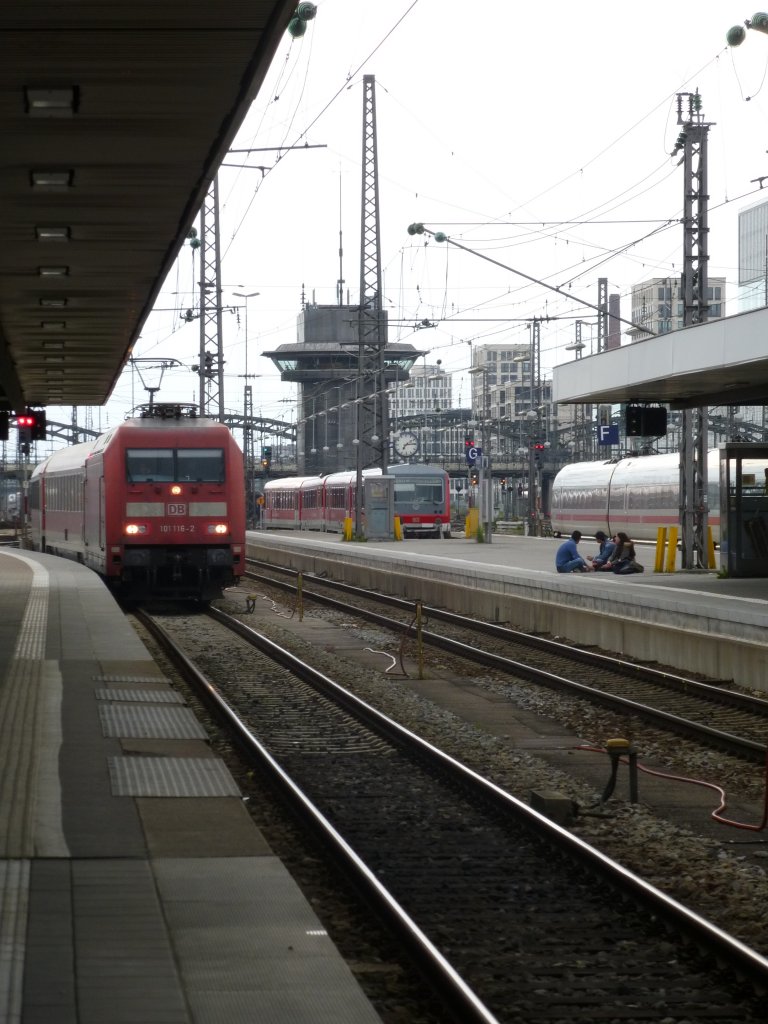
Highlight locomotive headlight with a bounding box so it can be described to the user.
[125,523,148,535]
[207,524,229,535]
[170,485,182,496]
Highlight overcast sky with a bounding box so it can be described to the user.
[87,0,768,433]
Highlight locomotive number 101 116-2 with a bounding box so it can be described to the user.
[28,405,246,601]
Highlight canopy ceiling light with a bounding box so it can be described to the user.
[31,169,74,188]
[24,87,78,117]
[36,226,70,241]
[38,266,69,276]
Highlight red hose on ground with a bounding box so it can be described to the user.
[575,744,768,832]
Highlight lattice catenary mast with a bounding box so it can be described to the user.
[354,75,390,533]
[674,91,711,569]
[197,177,225,421]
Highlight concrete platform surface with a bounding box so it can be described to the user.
[0,547,383,1024]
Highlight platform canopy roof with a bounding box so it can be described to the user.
[0,2,296,414]
[552,306,768,410]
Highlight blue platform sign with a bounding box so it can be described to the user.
[466,445,481,464]
[598,424,619,446]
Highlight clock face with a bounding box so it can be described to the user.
[394,431,419,457]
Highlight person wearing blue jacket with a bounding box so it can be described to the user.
[589,530,616,570]
[555,530,591,573]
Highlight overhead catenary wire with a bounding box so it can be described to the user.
[221,2,421,263]
[407,224,661,338]
[112,7,768,433]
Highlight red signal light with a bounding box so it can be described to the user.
[15,409,46,439]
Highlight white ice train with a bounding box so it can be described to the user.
[550,449,768,543]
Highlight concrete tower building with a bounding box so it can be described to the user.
[264,303,420,475]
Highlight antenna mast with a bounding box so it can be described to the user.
[337,170,344,305]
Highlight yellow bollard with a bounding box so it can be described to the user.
[465,507,479,538]
[342,516,353,541]
[654,527,667,573]
[394,516,403,541]
[665,525,678,573]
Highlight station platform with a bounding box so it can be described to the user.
[0,547,383,1024]
[245,529,768,691]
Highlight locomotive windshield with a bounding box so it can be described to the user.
[127,448,225,483]
[393,477,445,509]
[177,448,225,482]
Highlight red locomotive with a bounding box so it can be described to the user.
[28,404,245,600]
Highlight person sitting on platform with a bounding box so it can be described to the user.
[588,530,615,570]
[555,530,591,573]
[605,531,644,574]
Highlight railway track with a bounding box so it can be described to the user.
[135,605,768,1024]
[244,560,768,763]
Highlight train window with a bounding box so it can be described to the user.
[176,448,225,483]
[127,449,174,482]
[328,485,346,509]
[394,478,444,506]
[126,448,224,483]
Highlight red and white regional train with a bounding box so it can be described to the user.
[551,448,768,543]
[263,463,451,538]
[28,404,246,600]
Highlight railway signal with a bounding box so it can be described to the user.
[15,409,46,440]
[31,409,46,441]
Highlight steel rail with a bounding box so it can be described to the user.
[243,566,767,762]
[135,606,502,1024]
[140,605,768,994]
[246,558,766,709]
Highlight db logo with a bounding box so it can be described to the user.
[167,503,187,516]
